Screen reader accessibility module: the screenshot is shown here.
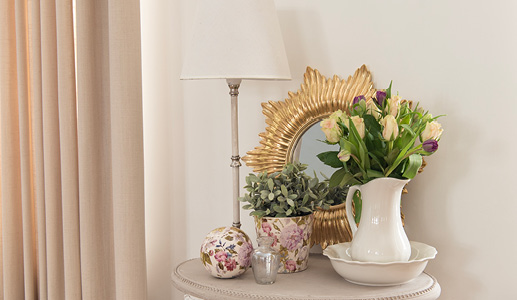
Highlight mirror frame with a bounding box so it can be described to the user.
[243,65,376,173]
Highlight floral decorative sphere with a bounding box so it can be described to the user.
[200,226,253,278]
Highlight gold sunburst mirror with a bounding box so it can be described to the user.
[242,65,375,174]
[242,65,377,248]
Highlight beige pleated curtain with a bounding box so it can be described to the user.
[0,0,148,299]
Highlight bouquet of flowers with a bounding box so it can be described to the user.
[318,83,443,188]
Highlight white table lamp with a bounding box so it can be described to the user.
[181,0,291,229]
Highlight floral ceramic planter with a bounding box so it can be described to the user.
[254,214,314,273]
[200,226,253,278]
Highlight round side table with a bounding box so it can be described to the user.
[171,254,441,300]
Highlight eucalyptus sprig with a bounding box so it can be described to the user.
[240,162,332,218]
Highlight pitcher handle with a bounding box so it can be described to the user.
[345,185,361,237]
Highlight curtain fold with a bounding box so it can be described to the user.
[1,0,25,299]
[0,0,148,299]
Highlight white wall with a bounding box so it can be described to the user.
[140,0,185,299]
[142,0,517,299]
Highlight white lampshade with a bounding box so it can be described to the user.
[181,0,291,80]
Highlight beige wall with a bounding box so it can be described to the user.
[141,0,517,299]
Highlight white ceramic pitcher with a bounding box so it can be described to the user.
[345,177,411,263]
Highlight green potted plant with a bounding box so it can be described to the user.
[240,162,329,273]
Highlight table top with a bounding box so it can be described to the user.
[171,254,441,300]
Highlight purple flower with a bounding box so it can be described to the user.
[237,241,253,267]
[353,95,366,105]
[375,91,387,106]
[422,139,439,153]
[279,224,304,251]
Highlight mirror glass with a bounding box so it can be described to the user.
[292,123,339,180]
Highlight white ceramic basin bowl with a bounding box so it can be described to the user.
[323,241,437,286]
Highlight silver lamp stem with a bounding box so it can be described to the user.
[227,79,242,228]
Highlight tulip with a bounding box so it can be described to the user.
[380,115,399,141]
[338,149,351,162]
[344,116,365,139]
[420,121,443,142]
[366,100,381,119]
[422,139,439,153]
[386,95,402,117]
[375,90,386,106]
[353,95,366,105]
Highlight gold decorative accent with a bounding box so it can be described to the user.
[242,66,376,249]
[311,202,352,249]
[242,65,375,174]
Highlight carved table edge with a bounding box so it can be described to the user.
[171,258,440,300]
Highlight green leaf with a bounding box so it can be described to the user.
[268,192,275,201]
[317,151,343,168]
[385,134,419,176]
[302,194,309,206]
[400,124,416,136]
[341,139,359,158]
[348,119,370,171]
[339,172,358,187]
[306,179,315,190]
[367,152,385,173]
[329,168,347,188]
[286,209,293,216]
[273,205,285,213]
[363,114,381,133]
[281,185,288,197]
[287,198,295,207]
[366,169,384,179]
[267,178,274,191]
[250,210,267,218]
[402,154,423,179]
[248,174,259,183]
[386,148,400,165]
[353,191,362,224]
[386,81,393,100]
[299,207,311,213]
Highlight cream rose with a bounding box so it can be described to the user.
[344,116,365,139]
[385,95,402,117]
[320,118,341,144]
[329,109,345,122]
[380,115,399,141]
[420,121,443,142]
